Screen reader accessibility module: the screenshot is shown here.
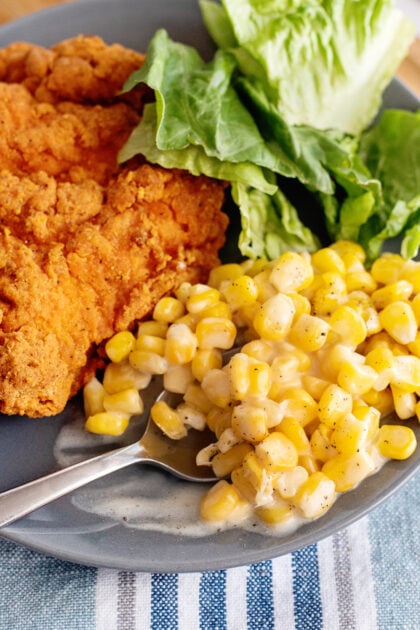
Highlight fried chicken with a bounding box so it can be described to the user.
[0,36,228,417]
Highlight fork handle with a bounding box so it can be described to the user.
[0,444,145,528]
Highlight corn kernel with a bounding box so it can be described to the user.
[322,451,375,492]
[274,466,309,499]
[174,282,193,303]
[103,388,144,415]
[370,253,404,284]
[312,247,346,274]
[195,317,237,350]
[252,294,295,341]
[288,313,330,352]
[377,424,417,460]
[310,425,338,462]
[337,361,378,396]
[151,400,187,440]
[270,251,314,293]
[298,453,320,474]
[345,271,377,294]
[135,334,166,355]
[105,331,136,363]
[220,275,258,311]
[329,240,366,268]
[241,339,277,364]
[163,364,194,394]
[318,384,353,428]
[176,403,206,431]
[206,407,232,438]
[293,471,336,519]
[129,350,168,374]
[186,287,220,314]
[407,331,420,358]
[200,480,245,522]
[361,387,394,416]
[390,385,417,420]
[229,353,271,399]
[231,465,258,503]
[289,292,312,318]
[400,259,420,292]
[85,411,130,436]
[212,443,253,478]
[365,346,395,390]
[253,268,278,302]
[208,264,244,289]
[165,323,197,364]
[410,294,420,325]
[184,383,213,414]
[312,272,347,316]
[329,305,367,347]
[254,398,285,429]
[83,377,106,418]
[240,258,269,277]
[231,403,269,443]
[255,432,299,471]
[318,344,364,380]
[331,413,369,456]
[279,417,310,453]
[241,450,265,489]
[153,296,185,322]
[281,388,318,427]
[269,354,303,399]
[379,301,417,345]
[103,361,152,394]
[372,280,413,310]
[199,301,232,320]
[137,320,168,338]
[201,369,231,408]
[301,374,329,401]
[191,348,223,382]
[390,355,420,393]
[352,403,381,441]
[256,499,294,525]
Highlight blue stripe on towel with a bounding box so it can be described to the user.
[292,544,323,630]
[0,538,96,630]
[246,560,274,630]
[199,570,227,630]
[151,573,179,630]
[368,471,420,630]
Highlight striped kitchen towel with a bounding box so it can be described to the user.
[0,470,418,630]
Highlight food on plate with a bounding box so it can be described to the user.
[120,0,420,263]
[84,243,418,527]
[0,35,228,417]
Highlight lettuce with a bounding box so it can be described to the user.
[201,0,415,134]
[118,2,419,262]
[358,109,420,259]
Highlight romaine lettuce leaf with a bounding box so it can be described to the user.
[232,181,320,259]
[118,103,277,195]
[358,109,420,259]
[202,0,415,134]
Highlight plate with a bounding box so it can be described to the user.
[0,0,419,573]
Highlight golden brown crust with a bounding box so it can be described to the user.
[0,36,228,417]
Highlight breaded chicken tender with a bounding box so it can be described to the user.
[0,36,228,417]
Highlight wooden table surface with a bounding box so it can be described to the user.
[0,0,419,96]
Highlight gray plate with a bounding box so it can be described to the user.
[0,0,419,573]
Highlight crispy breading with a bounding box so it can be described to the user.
[0,36,228,417]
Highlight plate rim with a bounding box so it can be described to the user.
[0,0,419,573]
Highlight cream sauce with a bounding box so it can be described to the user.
[53,418,308,538]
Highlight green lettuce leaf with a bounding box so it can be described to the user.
[232,181,320,259]
[358,109,420,259]
[202,0,415,134]
[118,103,277,195]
